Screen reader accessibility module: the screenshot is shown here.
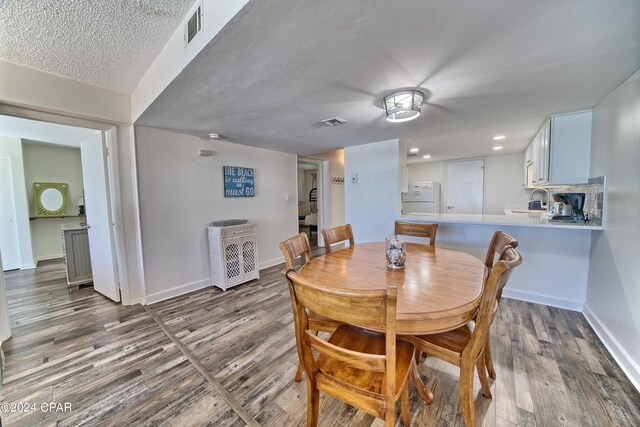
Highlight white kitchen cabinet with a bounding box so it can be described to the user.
[61,225,93,289]
[524,111,591,188]
[208,222,259,291]
[548,111,592,184]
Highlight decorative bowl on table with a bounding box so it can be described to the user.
[386,237,406,269]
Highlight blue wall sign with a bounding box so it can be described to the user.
[224,166,255,197]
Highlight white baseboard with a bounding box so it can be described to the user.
[143,259,285,306]
[20,263,36,270]
[145,278,211,305]
[583,305,640,393]
[502,288,583,312]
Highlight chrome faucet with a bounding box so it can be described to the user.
[529,188,550,212]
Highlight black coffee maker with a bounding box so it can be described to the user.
[551,193,585,222]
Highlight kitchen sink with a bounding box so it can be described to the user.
[504,208,545,215]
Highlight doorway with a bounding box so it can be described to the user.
[0,158,21,270]
[297,157,329,248]
[445,159,484,214]
[0,114,120,304]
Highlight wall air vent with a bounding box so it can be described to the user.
[321,117,347,126]
[186,5,202,44]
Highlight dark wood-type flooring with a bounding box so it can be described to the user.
[1,245,639,426]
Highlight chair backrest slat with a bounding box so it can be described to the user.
[394,221,438,246]
[279,232,312,271]
[306,331,386,371]
[285,270,397,380]
[289,272,387,327]
[465,247,522,358]
[483,231,518,304]
[484,230,518,270]
[322,224,355,254]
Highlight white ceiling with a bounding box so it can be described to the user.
[136,0,640,161]
[0,0,194,93]
[0,115,98,147]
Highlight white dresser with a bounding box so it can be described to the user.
[208,221,259,291]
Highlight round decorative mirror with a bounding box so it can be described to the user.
[40,188,64,211]
[33,182,70,217]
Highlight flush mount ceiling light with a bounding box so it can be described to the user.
[423,154,431,159]
[383,90,425,123]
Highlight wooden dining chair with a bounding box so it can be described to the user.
[394,221,438,246]
[285,270,415,427]
[321,224,355,254]
[482,230,518,378]
[278,233,341,382]
[404,247,522,427]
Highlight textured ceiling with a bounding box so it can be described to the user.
[0,115,98,147]
[136,0,640,161]
[0,0,194,93]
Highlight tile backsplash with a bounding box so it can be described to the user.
[543,176,606,225]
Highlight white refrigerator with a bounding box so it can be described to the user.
[401,182,440,214]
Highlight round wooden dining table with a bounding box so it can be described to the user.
[298,242,487,335]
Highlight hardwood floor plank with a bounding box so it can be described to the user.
[2,256,639,426]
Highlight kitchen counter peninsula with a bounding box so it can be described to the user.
[396,213,599,312]
[400,213,603,230]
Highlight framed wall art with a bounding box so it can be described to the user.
[223,166,255,197]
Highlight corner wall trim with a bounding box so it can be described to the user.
[502,288,583,312]
[583,305,640,393]
[20,263,36,270]
[145,279,210,305]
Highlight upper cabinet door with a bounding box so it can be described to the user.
[548,111,592,185]
[524,111,592,188]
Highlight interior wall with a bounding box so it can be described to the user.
[0,137,34,268]
[344,139,399,242]
[0,64,145,304]
[311,149,345,228]
[408,152,530,214]
[22,143,84,261]
[135,126,298,303]
[584,68,640,391]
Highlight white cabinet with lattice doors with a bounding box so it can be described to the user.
[208,221,259,291]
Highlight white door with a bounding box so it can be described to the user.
[445,159,484,214]
[80,133,120,302]
[0,158,21,271]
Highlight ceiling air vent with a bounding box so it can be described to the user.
[321,117,347,126]
[186,5,202,44]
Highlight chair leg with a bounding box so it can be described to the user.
[294,363,303,382]
[460,361,476,427]
[384,401,395,427]
[401,385,411,426]
[476,356,492,398]
[306,381,319,427]
[484,342,496,379]
[411,358,434,404]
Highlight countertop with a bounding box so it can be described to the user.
[399,213,604,230]
[60,223,86,232]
